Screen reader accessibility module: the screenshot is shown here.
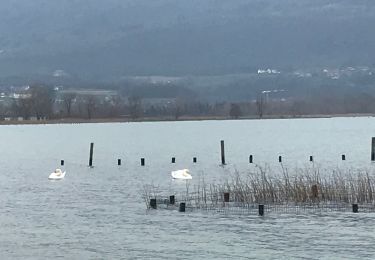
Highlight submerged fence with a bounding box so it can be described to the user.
[144,193,375,215]
[142,169,375,215]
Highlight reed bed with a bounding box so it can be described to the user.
[142,166,375,212]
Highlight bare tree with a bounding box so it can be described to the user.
[128,96,143,119]
[256,94,266,119]
[29,85,55,119]
[12,98,33,120]
[86,96,97,119]
[107,95,124,117]
[229,103,242,119]
[62,93,76,117]
[173,98,186,120]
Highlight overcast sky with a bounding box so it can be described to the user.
[1,0,374,79]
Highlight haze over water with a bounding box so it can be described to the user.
[1,117,375,259]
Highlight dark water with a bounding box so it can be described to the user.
[1,117,375,259]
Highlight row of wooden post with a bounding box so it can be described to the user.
[116,157,197,166]
[249,154,346,164]
[223,192,264,216]
[221,140,348,165]
[224,192,360,214]
[149,196,185,212]
[59,138,375,167]
[61,142,198,167]
[149,193,360,215]
[148,196,264,215]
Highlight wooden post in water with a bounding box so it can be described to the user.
[372,137,375,161]
[89,142,94,167]
[258,204,264,216]
[169,195,175,205]
[117,159,121,166]
[193,157,197,163]
[150,199,157,209]
[342,154,346,161]
[179,202,186,212]
[224,192,230,202]
[249,155,253,164]
[221,140,226,165]
[60,160,64,166]
[278,156,282,163]
[352,204,358,213]
[309,156,313,162]
[171,157,176,164]
[141,158,145,166]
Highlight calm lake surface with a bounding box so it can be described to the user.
[1,117,375,259]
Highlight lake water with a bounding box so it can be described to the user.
[1,117,375,259]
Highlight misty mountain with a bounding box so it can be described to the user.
[1,0,375,80]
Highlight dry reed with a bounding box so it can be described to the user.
[142,166,375,210]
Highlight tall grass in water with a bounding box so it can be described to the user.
[143,166,375,208]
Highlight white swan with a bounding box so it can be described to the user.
[171,169,192,180]
[48,168,66,180]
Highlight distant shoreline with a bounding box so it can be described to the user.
[1,113,374,126]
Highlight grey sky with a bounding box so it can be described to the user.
[0,0,374,79]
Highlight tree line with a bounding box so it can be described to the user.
[1,85,375,121]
